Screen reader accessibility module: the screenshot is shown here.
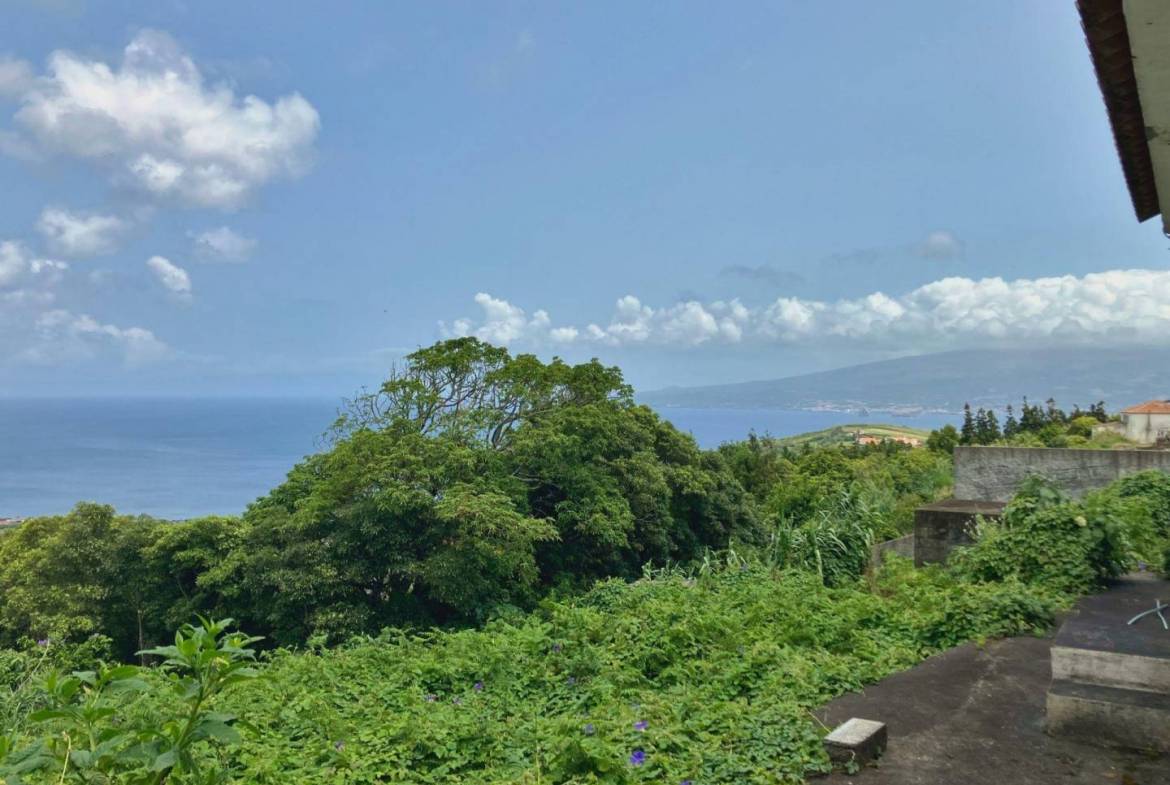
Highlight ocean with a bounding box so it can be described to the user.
[0,398,956,520]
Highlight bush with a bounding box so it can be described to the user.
[951,477,1148,595]
[0,619,260,785]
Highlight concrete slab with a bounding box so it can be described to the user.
[1051,573,1170,693]
[824,718,887,766]
[1053,573,1170,660]
[815,635,1168,784]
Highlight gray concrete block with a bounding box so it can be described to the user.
[913,499,1005,566]
[1051,646,1170,694]
[1046,680,1170,753]
[824,717,887,766]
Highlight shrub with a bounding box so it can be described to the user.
[0,618,260,785]
[951,478,1143,595]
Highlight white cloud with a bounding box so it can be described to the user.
[0,240,26,287]
[6,30,320,208]
[0,239,68,294]
[19,309,169,367]
[917,230,963,260]
[189,226,256,262]
[146,255,192,298]
[442,269,1170,351]
[37,206,127,256]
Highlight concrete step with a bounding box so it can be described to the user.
[1050,573,1170,693]
[1051,644,1170,693]
[1047,679,1170,753]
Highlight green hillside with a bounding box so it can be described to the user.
[772,422,931,449]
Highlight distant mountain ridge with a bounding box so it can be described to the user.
[641,347,1170,413]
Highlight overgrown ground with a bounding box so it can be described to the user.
[1,559,1068,785]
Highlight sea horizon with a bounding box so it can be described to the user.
[0,397,956,521]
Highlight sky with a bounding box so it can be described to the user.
[1,0,1168,398]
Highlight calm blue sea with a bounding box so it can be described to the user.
[0,399,956,520]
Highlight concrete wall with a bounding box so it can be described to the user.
[913,499,1005,566]
[870,533,914,568]
[954,446,1170,502]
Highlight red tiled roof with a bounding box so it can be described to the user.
[1122,400,1170,414]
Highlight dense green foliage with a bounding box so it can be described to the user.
[2,619,260,785]
[9,463,1165,785]
[934,397,1123,449]
[4,558,1069,785]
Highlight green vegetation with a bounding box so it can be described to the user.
[1,340,1168,784]
[932,398,1131,450]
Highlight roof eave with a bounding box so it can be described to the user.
[1078,0,1163,226]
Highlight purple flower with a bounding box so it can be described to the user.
[629,749,646,766]
[36,639,49,648]
[551,642,563,653]
[681,781,692,785]
[634,720,648,731]
[424,694,437,702]
[474,681,484,691]
[583,723,595,736]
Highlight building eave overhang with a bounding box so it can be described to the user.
[1078,0,1170,234]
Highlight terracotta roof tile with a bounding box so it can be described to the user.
[1121,400,1170,414]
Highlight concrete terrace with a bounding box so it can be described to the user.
[815,575,1170,785]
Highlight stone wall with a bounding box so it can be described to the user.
[953,446,1170,502]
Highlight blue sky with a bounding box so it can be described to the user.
[1,0,1167,397]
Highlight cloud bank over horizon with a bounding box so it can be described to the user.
[442,268,1170,352]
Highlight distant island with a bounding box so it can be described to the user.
[640,346,1170,413]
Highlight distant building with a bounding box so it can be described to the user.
[854,432,922,448]
[1119,400,1170,445]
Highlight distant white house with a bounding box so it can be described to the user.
[1119,400,1170,445]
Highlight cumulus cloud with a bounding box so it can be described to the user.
[37,206,127,256]
[146,255,192,298]
[442,269,1170,350]
[0,240,67,295]
[5,30,320,208]
[189,226,256,262]
[19,309,169,367]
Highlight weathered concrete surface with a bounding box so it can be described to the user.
[824,718,887,766]
[1047,679,1170,753]
[953,445,1170,502]
[912,499,1004,566]
[870,534,913,568]
[1051,574,1170,694]
[815,635,1169,784]
[1047,573,1170,753]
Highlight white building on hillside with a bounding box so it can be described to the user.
[1120,400,1170,445]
